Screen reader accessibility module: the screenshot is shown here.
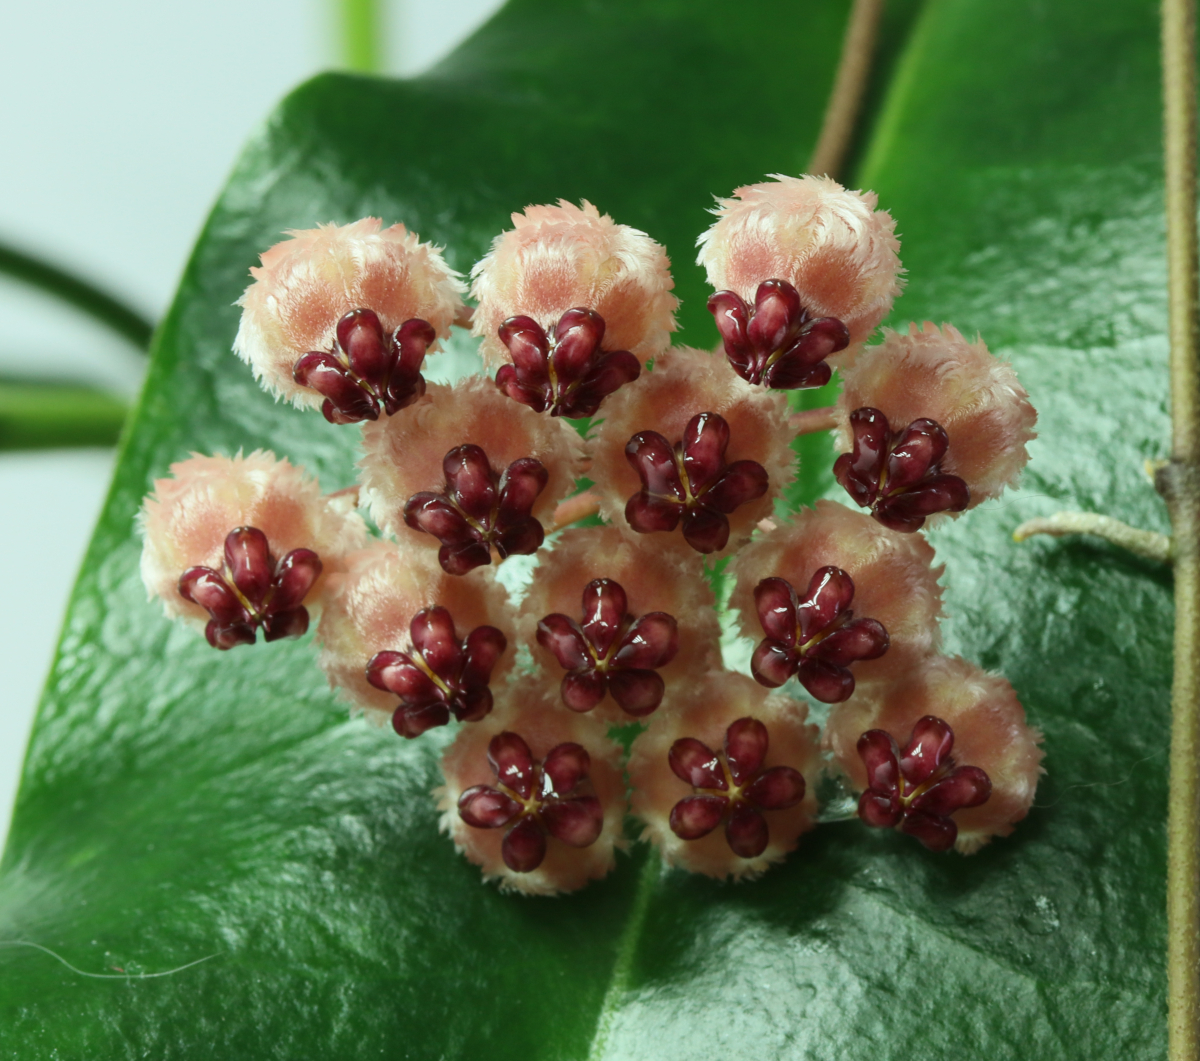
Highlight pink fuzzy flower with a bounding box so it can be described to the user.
[315,540,513,726]
[518,526,722,724]
[833,323,1037,528]
[139,451,367,646]
[358,377,586,559]
[470,200,678,379]
[437,684,627,895]
[628,671,820,880]
[234,219,465,414]
[697,174,903,357]
[825,655,1044,853]
[588,347,793,553]
[729,500,943,687]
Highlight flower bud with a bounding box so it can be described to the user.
[834,322,1037,516]
[588,347,793,552]
[139,451,367,632]
[825,655,1044,853]
[316,540,512,723]
[696,174,902,354]
[359,377,585,548]
[437,682,627,895]
[470,200,677,369]
[234,219,465,409]
[729,500,943,686]
[628,670,820,880]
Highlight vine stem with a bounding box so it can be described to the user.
[340,0,381,73]
[1160,0,1200,1056]
[0,241,153,350]
[806,0,886,179]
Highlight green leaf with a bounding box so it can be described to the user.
[0,0,1173,1057]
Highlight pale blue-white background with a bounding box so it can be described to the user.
[0,0,505,847]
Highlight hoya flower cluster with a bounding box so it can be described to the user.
[139,176,1043,894]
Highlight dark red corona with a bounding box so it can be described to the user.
[834,408,970,532]
[178,526,321,650]
[537,578,678,716]
[457,732,604,872]
[667,717,806,858]
[367,606,507,738]
[624,411,768,553]
[707,279,849,389]
[856,716,991,852]
[292,308,434,424]
[751,567,888,702]
[496,308,641,418]
[404,445,548,575]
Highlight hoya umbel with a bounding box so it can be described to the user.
[138,172,1043,900]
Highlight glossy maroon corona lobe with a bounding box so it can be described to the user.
[750,568,889,702]
[495,308,642,418]
[177,525,321,650]
[707,279,850,389]
[291,309,435,425]
[403,444,549,575]
[667,717,806,858]
[457,732,605,872]
[833,408,970,532]
[856,715,992,852]
[623,411,769,553]
[537,578,679,717]
[366,606,507,738]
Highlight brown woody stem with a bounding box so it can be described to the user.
[1012,512,1171,563]
[807,0,886,179]
[1161,0,1200,1056]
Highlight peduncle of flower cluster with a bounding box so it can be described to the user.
[138,175,1044,895]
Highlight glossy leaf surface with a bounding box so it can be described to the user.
[0,0,1173,1057]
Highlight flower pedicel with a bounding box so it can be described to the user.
[140,177,1042,894]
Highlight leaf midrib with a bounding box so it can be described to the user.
[573,4,943,1051]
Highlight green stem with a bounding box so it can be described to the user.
[340,0,382,73]
[0,379,127,450]
[1159,0,1200,1057]
[0,241,153,351]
